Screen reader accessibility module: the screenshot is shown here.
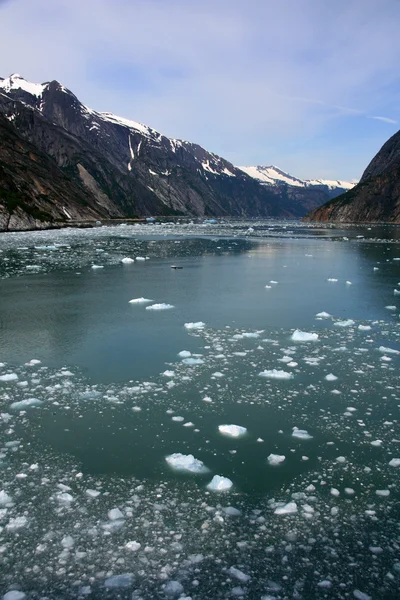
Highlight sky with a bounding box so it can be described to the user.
[1,0,400,181]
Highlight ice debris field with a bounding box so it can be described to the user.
[0,220,399,599]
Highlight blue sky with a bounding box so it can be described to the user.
[1,0,399,180]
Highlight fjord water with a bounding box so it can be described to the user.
[0,220,399,599]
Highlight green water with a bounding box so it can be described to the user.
[0,221,399,599]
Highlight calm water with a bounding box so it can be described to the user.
[0,220,399,599]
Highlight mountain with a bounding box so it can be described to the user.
[304,130,400,223]
[238,165,356,198]
[0,74,341,230]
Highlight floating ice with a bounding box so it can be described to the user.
[104,574,134,589]
[184,322,205,330]
[291,330,318,342]
[6,516,28,531]
[108,507,124,520]
[325,373,338,381]
[178,350,191,358]
[346,280,352,285]
[86,489,101,498]
[385,305,396,310]
[162,370,175,377]
[121,257,134,264]
[370,440,382,447]
[125,541,141,551]
[0,373,18,382]
[376,489,390,497]
[164,581,184,597]
[259,369,293,380]
[91,265,104,269]
[267,454,286,466]
[334,319,355,327]
[223,506,241,516]
[10,398,42,410]
[228,567,251,583]
[274,501,298,515]
[218,424,247,438]
[146,303,174,310]
[0,490,12,505]
[292,427,313,440]
[129,297,153,304]
[207,475,233,491]
[182,357,204,365]
[61,535,74,548]
[165,453,208,474]
[358,325,372,331]
[327,278,338,282]
[136,257,146,261]
[25,359,41,366]
[316,311,331,318]
[353,591,372,600]
[389,458,400,467]
[378,346,399,355]
[3,592,26,600]
[171,416,184,422]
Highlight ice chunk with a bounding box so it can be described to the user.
[370,440,382,447]
[165,453,208,474]
[135,256,146,261]
[274,501,297,515]
[146,303,174,310]
[218,424,247,438]
[325,373,338,381]
[267,454,286,466]
[164,581,184,597]
[327,278,338,282]
[104,574,134,588]
[10,398,42,410]
[385,305,396,310]
[6,516,28,531]
[292,427,313,440]
[108,508,124,520]
[25,359,41,366]
[129,297,153,304]
[162,370,175,377]
[389,458,400,467]
[182,357,204,365]
[0,373,18,382]
[378,346,399,355]
[316,311,331,318]
[291,330,318,342]
[0,490,12,505]
[358,325,371,331]
[178,350,191,358]
[376,489,390,497]
[318,581,333,589]
[334,319,355,327]
[61,535,74,548]
[207,475,233,491]
[184,322,205,330]
[91,265,104,269]
[353,591,371,600]
[259,369,293,380]
[171,416,184,422]
[121,257,134,264]
[228,567,251,582]
[125,541,141,551]
[223,506,241,516]
[86,489,101,498]
[3,592,26,600]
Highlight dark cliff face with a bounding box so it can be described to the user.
[305,130,400,224]
[0,75,329,230]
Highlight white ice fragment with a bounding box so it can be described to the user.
[327,278,338,282]
[125,541,141,551]
[3,592,26,600]
[325,373,338,381]
[178,350,191,358]
[291,330,318,342]
[6,516,28,531]
[267,454,286,466]
[104,574,134,589]
[55,492,74,504]
[389,458,400,467]
[385,305,396,310]
[108,508,124,520]
[164,581,184,597]
[346,281,352,285]
[334,319,355,327]
[0,373,18,382]
[129,297,153,304]
[163,370,175,377]
[358,325,372,331]
[91,265,104,269]
[292,428,313,440]
[165,453,208,474]
[330,488,340,497]
[274,501,297,515]
[0,490,12,505]
[172,416,184,422]
[86,489,101,498]
[259,369,293,380]
[61,535,74,548]
[136,256,146,261]
[207,475,233,492]
[316,311,331,318]
[376,489,390,497]
[218,425,247,438]
[370,440,382,447]
[378,346,399,355]
[318,581,332,589]
[228,567,251,582]
[121,257,134,264]
[25,359,41,366]
[10,398,42,410]
[184,322,205,330]
[353,591,372,600]
[146,303,174,310]
[336,456,346,463]
[182,357,204,365]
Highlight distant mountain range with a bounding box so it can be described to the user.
[0,73,354,231]
[305,131,400,223]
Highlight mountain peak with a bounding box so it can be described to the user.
[0,73,46,97]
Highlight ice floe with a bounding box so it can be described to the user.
[292,427,313,440]
[206,475,233,492]
[218,424,247,438]
[165,453,208,474]
[129,297,153,303]
[267,454,286,466]
[146,303,174,310]
[259,369,293,380]
[291,330,318,342]
[184,322,205,330]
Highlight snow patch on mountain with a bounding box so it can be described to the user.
[0,73,46,97]
[238,165,357,192]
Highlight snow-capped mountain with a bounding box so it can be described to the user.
[238,165,357,198]
[0,74,343,230]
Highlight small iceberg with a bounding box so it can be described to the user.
[165,453,208,474]
[334,319,355,327]
[0,373,18,382]
[325,373,338,381]
[292,427,313,440]
[121,257,134,264]
[184,322,205,330]
[182,357,204,365]
[259,369,293,380]
[206,475,233,492]
[146,303,174,310]
[291,330,318,342]
[378,346,399,355]
[267,454,286,466]
[10,398,42,410]
[178,350,191,358]
[274,501,298,515]
[129,297,153,304]
[218,424,247,438]
[91,265,104,269]
[316,311,331,318]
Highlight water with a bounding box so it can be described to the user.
[0,220,399,599]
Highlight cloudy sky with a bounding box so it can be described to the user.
[1,0,399,180]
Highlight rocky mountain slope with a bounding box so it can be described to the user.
[0,74,339,231]
[238,165,356,199]
[305,130,400,223]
